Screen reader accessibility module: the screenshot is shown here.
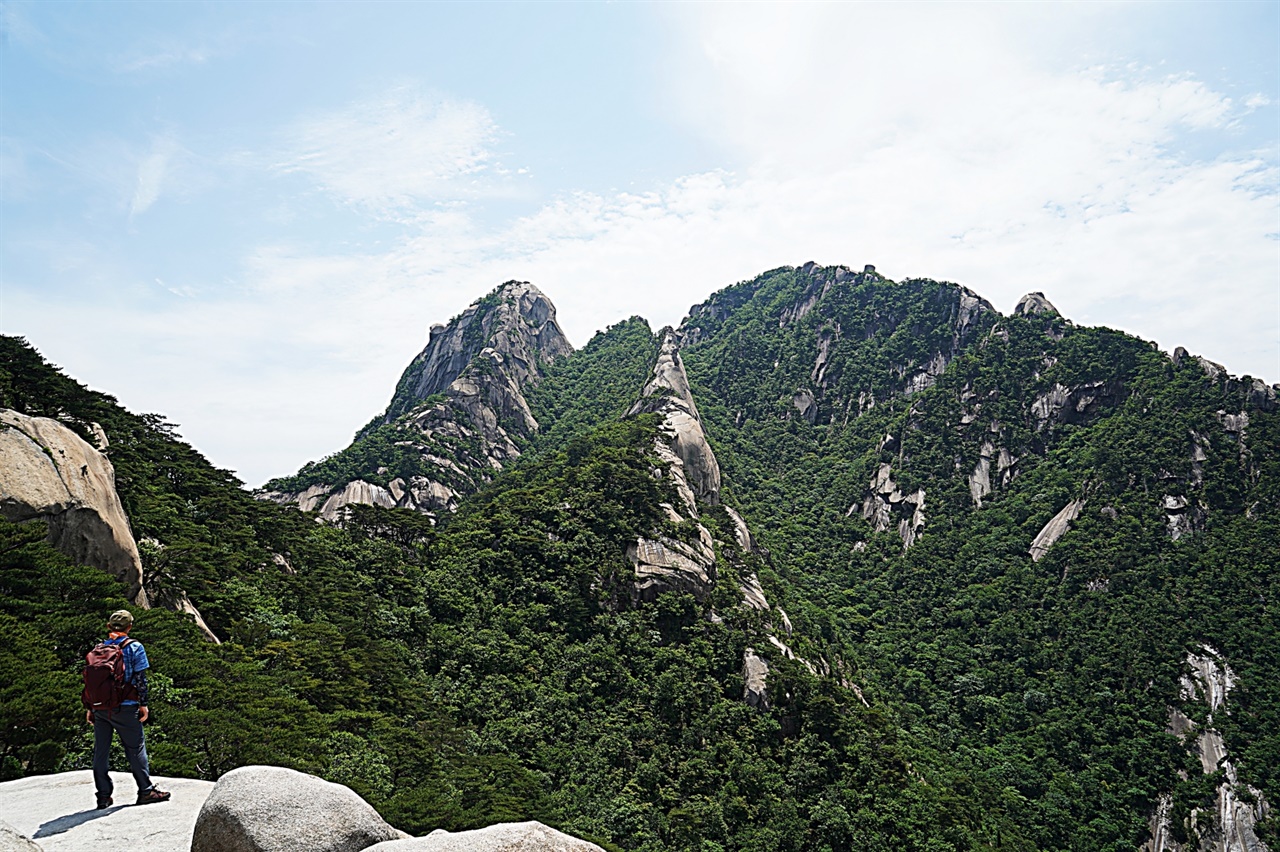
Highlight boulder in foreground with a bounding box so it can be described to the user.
[191,765,405,852]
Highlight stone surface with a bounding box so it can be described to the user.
[388,282,572,419]
[191,765,404,852]
[1028,499,1084,562]
[1013,292,1059,317]
[742,648,770,710]
[1144,647,1271,852]
[629,328,722,503]
[264,282,573,522]
[0,770,213,852]
[319,480,398,521]
[364,821,605,852]
[969,441,994,506]
[856,463,925,549]
[0,820,41,852]
[0,410,147,606]
[628,534,717,602]
[624,328,726,601]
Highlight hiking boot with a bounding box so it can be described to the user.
[136,787,171,805]
[96,796,112,810]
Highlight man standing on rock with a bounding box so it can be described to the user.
[83,609,171,809]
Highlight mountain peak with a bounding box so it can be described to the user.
[385,281,571,422]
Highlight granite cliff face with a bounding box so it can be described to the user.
[261,282,573,521]
[1145,647,1271,852]
[624,328,723,602]
[0,409,148,606]
[385,281,572,422]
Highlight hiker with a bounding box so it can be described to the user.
[82,609,171,809]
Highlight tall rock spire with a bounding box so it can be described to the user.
[627,328,721,505]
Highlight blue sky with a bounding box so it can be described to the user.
[2,1,1277,487]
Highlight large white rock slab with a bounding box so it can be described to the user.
[0,770,212,852]
[0,410,147,605]
[190,765,405,852]
[364,821,605,851]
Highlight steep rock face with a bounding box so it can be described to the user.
[263,282,573,521]
[387,282,571,420]
[626,329,722,601]
[1145,648,1271,852]
[1028,498,1084,562]
[854,462,926,550]
[0,409,148,606]
[742,648,770,710]
[628,329,722,502]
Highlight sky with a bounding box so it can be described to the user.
[2,1,1277,488]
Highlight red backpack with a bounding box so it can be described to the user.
[81,639,137,711]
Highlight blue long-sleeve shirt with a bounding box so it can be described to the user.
[103,635,150,705]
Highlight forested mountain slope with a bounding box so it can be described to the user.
[677,263,1279,851]
[3,260,1277,852]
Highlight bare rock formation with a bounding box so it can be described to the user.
[743,648,770,710]
[364,822,606,851]
[0,409,148,606]
[1144,647,1271,852]
[263,282,573,521]
[1029,380,1120,430]
[0,770,215,852]
[0,820,40,852]
[191,765,406,852]
[1163,494,1205,542]
[1014,292,1059,317]
[854,463,926,549]
[387,282,571,421]
[624,329,723,601]
[628,329,721,503]
[1028,498,1084,562]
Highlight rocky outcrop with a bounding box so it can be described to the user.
[624,329,725,601]
[1030,380,1120,429]
[364,822,606,851]
[1163,494,1205,542]
[629,329,721,503]
[1144,648,1271,852]
[191,765,405,852]
[627,533,717,602]
[1014,292,1059,317]
[743,648,770,710]
[320,480,397,519]
[1174,348,1278,413]
[854,463,925,549]
[387,282,571,420]
[0,410,147,606]
[1028,498,1084,562]
[263,282,573,521]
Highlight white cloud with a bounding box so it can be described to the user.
[114,45,212,73]
[9,4,1277,487]
[275,87,506,217]
[130,135,182,217]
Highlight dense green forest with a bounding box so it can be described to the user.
[2,263,1276,851]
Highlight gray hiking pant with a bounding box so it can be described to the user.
[92,706,155,799]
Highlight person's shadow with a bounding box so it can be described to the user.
[33,804,128,838]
